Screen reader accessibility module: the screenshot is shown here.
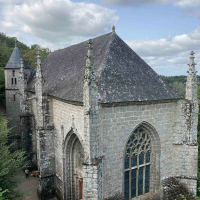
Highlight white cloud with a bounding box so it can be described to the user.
[0,0,119,49]
[174,0,200,8]
[187,9,200,18]
[125,27,200,75]
[102,0,200,8]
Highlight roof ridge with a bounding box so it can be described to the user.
[43,32,114,95]
[51,32,113,54]
[98,32,116,79]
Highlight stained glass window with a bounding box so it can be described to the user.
[124,127,151,199]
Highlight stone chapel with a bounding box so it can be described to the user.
[4,28,199,200]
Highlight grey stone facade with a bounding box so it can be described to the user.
[5,33,198,200]
[4,39,32,149]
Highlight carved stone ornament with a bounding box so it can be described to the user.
[84,106,91,115]
[125,129,151,157]
[182,102,194,142]
[36,51,44,85]
[83,39,96,86]
[186,51,198,101]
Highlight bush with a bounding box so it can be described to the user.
[162,177,195,200]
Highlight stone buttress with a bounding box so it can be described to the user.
[174,51,199,193]
[18,58,33,156]
[35,51,55,198]
[83,39,102,200]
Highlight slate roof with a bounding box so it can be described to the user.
[4,42,31,69]
[28,32,182,103]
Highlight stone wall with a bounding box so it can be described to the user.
[5,69,31,89]
[83,164,98,200]
[5,69,20,89]
[26,94,198,199]
[52,98,84,196]
[5,68,32,148]
[5,69,21,145]
[29,93,39,164]
[100,100,198,199]
[5,90,21,144]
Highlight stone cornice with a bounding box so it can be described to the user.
[101,99,180,107]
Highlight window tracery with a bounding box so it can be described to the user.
[124,127,151,200]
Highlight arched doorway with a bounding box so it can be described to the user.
[64,131,84,200]
[123,122,161,200]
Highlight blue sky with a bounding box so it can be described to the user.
[0,0,200,76]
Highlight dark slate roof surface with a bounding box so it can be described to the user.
[28,32,182,103]
[5,46,30,69]
[27,68,35,84]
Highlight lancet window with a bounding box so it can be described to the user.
[124,127,151,200]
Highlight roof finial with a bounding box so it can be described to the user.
[20,58,25,74]
[37,50,41,59]
[186,50,197,101]
[112,26,115,33]
[36,50,43,82]
[87,39,93,50]
[15,37,17,48]
[86,39,94,66]
[37,51,41,69]
[189,51,196,67]
[190,51,195,56]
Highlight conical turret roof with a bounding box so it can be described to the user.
[4,38,30,69]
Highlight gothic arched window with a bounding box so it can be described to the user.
[124,127,151,200]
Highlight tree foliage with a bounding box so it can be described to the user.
[171,81,186,98]
[0,115,29,200]
[22,44,50,69]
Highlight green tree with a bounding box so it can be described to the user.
[0,68,5,108]
[0,115,29,200]
[171,81,186,98]
[22,44,50,69]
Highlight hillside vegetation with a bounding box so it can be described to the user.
[161,75,200,98]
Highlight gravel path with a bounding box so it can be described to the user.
[19,172,39,200]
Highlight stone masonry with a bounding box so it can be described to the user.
[5,33,199,200]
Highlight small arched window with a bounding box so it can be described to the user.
[124,127,151,200]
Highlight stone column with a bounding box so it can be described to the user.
[83,39,102,200]
[185,51,198,143]
[37,127,55,199]
[18,58,33,156]
[19,58,27,114]
[35,51,55,199]
[179,51,199,194]
[35,51,44,128]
